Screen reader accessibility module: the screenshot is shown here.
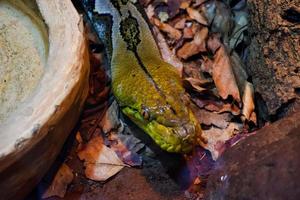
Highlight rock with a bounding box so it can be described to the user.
[204,111,300,200]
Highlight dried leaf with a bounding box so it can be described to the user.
[158,11,169,22]
[99,101,121,134]
[200,56,214,74]
[166,0,184,18]
[183,22,200,39]
[108,132,144,167]
[177,27,208,59]
[186,7,208,25]
[212,45,241,102]
[193,108,232,129]
[42,164,74,198]
[152,27,183,74]
[202,123,242,160]
[242,82,256,123]
[193,0,208,7]
[173,17,186,29]
[78,136,126,181]
[145,4,155,19]
[204,101,240,116]
[152,17,182,40]
[207,33,222,54]
[230,52,248,92]
[201,1,233,44]
[180,1,191,9]
[183,77,211,93]
[229,9,248,49]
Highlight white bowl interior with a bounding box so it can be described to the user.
[0,0,48,124]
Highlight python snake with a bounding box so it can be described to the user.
[88,0,202,153]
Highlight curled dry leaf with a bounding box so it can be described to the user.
[183,77,211,93]
[230,52,256,123]
[177,27,208,59]
[152,17,182,40]
[186,7,208,25]
[212,45,241,102]
[145,4,155,19]
[108,132,144,167]
[207,33,222,54]
[229,10,248,49]
[201,0,233,44]
[202,123,243,160]
[166,0,186,18]
[78,136,126,181]
[99,101,121,134]
[183,22,200,39]
[204,101,241,116]
[193,108,232,129]
[242,82,256,123]
[42,164,74,199]
[180,1,191,9]
[152,26,183,74]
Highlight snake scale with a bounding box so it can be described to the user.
[87,0,203,153]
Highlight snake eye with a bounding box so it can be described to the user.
[141,107,150,120]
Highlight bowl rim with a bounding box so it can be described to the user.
[0,0,88,171]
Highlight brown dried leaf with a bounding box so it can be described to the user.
[207,33,222,54]
[145,4,155,19]
[242,82,256,123]
[193,108,232,129]
[152,27,183,74]
[140,0,153,7]
[180,1,191,9]
[78,136,126,181]
[183,22,200,39]
[202,123,242,160]
[173,17,186,29]
[201,1,233,44]
[230,52,249,100]
[177,27,208,59]
[186,7,208,25]
[200,56,214,74]
[152,17,182,40]
[212,45,241,102]
[42,164,74,198]
[193,0,207,7]
[183,77,210,93]
[99,101,121,134]
[166,0,184,18]
[108,132,144,167]
[204,102,241,116]
[230,52,256,123]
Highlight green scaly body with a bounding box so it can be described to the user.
[94,0,202,153]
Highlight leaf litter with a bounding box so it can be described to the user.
[43,0,256,199]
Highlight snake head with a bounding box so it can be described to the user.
[122,97,202,153]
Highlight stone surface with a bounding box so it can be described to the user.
[246,0,300,114]
[204,110,300,200]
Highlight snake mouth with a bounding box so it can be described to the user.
[147,120,200,153]
[122,106,201,153]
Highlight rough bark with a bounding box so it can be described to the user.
[246,0,300,115]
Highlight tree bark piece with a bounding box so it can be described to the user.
[246,0,300,115]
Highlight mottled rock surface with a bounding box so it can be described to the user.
[246,0,300,114]
[204,110,300,200]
